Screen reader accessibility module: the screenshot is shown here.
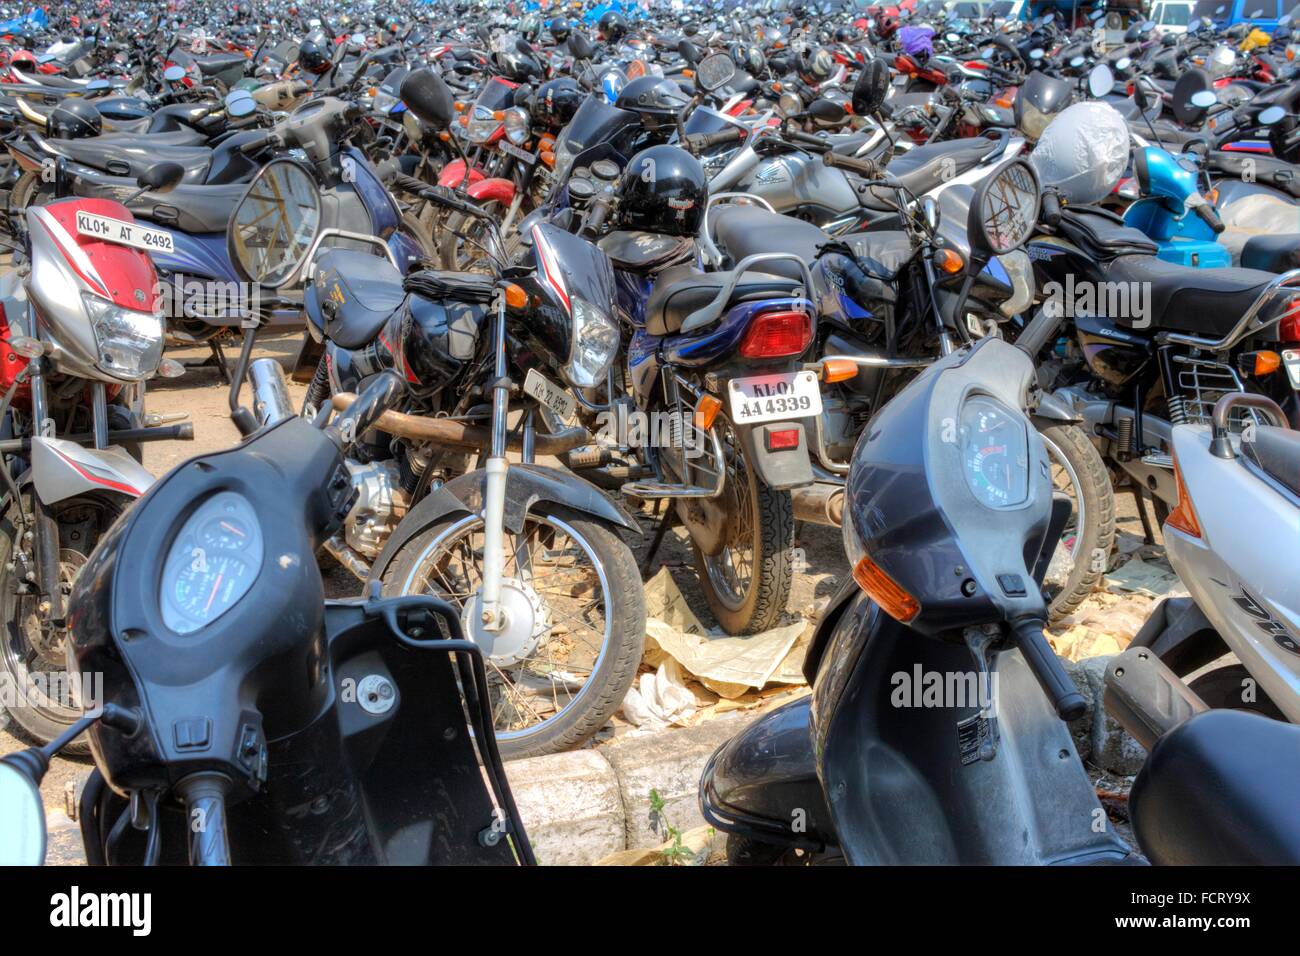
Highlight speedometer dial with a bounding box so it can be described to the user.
[161,492,263,635]
[959,396,1030,509]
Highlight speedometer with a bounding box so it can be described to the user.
[161,492,263,635]
[959,396,1029,510]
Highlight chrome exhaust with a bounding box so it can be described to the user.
[791,481,844,527]
[248,358,294,428]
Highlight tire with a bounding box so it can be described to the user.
[726,835,792,866]
[1038,424,1116,622]
[0,493,125,753]
[1188,662,1285,719]
[382,503,645,759]
[693,416,795,635]
[8,169,52,238]
[399,210,437,262]
[438,201,502,272]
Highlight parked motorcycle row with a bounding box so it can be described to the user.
[0,0,1297,869]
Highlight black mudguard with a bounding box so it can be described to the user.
[740,420,814,491]
[699,696,836,851]
[369,463,641,583]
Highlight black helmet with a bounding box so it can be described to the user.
[48,98,102,139]
[496,46,543,82]
[798,46,834,84]
[616,145,707,237]
[599,11,629,41]
[1015,70,1072,141]
[531,76,583,126]
[550,16,571,42]
[519,15,542,41]
[298,38,331,74]
[615,75,690,130]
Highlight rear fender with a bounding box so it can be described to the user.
[30,437,152,503]
[466,177,515,205]
[370,463,641,583]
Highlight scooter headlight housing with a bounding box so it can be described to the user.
[565,297,619,389]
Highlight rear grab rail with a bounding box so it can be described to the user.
[679,251,815,336]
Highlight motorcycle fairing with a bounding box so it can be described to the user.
[30,436,153,503]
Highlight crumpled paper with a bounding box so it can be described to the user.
[640,569,808,698]
[621,659,697,730]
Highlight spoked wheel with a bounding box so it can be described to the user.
[692,415,794,635]
[383,504,645,759]
[1038,424,1115,622]
[0,494,124,752]
[438,200,504,273]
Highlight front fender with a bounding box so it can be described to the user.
[466,177,515,205]
[30,437,151,504]
[369,463,641,582]
[437,160,485,188]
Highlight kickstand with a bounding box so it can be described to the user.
[641,500,677,575]
[1132,486,1157,545]
[180,338,232,384]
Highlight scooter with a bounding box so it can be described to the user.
[0,369,535,866]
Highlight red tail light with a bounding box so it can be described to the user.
[739,311,812,359]
[1280,296,1300,342]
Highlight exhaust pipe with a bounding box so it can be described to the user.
[248,358,294,428]
[791,481,844,527]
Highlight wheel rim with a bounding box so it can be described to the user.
[398,512,614,740]
[702,418,758,612]
[2,549,90,724]
[1039,432,1087,593]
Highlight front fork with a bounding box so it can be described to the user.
[479,292,510,632]
[25,350,63,624]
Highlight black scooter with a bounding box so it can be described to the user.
[0,369,534,866]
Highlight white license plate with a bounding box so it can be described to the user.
[499,141,536,165]
[75,212,174,254]
[523,368,576,422]
[727,370,822,425]
[1285,349,1300,390]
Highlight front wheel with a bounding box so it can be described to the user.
[1038,424,1116,622]
[438,200,504,273]
[382,503,645,759]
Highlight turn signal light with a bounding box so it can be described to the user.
[935,248,964,274]
[454,101,467,112]
[995,96,1013,108]
[852,556,920,623]
[1243,350,1281,376]
[738,311,812,359]
[694,394,722,431]
[492,110,505,121]
[820,358,858,383]
[1164,454,1202,539]
[540,150,556,167]
[503,283,528,310]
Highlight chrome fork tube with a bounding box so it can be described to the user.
[479,293,510,631]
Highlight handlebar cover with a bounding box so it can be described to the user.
[1013,619,1087,722]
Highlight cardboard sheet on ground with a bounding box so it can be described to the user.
[1104,557,1186,599]
[642,569,807,698]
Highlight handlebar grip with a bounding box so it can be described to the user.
[177,773,232,866]
[585,195,612,233]
[823,150,879,179]
[239,133,273,155]
[1014,619,1087,722]
[328,370,406,449]
[687,127,746,150]
[787,128,830,151]
[419,185,482,219]
[1194,200,1225,234]
[1041,190,1061,227]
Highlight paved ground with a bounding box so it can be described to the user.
[0,333,1159,860]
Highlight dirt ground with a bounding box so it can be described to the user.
[0,333,1159,860]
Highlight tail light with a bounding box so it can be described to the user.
[738,310,812,359]
[1279,296,1300,342]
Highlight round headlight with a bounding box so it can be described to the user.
[504,106,530,145]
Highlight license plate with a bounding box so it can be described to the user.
[75,212,174,254]
[499,141,536,165]
[523,368,576,422]
[727,370,822,425]
[1285,349,1300,389]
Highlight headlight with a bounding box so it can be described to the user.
[1018,99,1052,141]
[467,105,499,143]
[565,297,619,388]
[373,89,399,114]
[82,292,164,381]
[504,106,530,145]
[778,92,801,117]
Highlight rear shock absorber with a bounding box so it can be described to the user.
[1115,415,1134,462]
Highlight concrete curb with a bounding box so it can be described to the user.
[505,712,755,865]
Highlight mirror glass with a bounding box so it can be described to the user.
[163,64,186,82]
[1259,105,1287,125]
[1088,64,1115,97]
[695,51,737,92]
[0,762,45,866]
[1190,89,1218,107]
[229,160,322,288]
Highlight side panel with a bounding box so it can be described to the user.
[30,437,152,503]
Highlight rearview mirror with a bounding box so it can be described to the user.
[677,38,701,66]
[695,51,736,92]
[809,97,846,126]
[225,90,256,118]
[0,761,45,866]
[1259,105,1287,125]
[1088,63,1115,98]
[399,68,454,129]
[570,32,594,60]
[852,57,890,116]
[968,159,1040,259]
[162,64,186,83]
[138,161,185,194]
[1190,90,1218,108]
[228,159,322,289]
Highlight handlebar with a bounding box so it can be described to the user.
[684,126,746,151]
[1013,619,1087,722]
[1041,190,1062,228]
[1193,199,1225,234]
[823,150,880,179]
[583,194,613,235]
[176,773,232,866]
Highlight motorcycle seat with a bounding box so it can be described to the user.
[193,54,248,75]
[711,205,829,280]
[883,137,995,196]
[1239,232,1300,274]
[1101,254,1275,336]
[97,127,208,147]
[1131,708,1300,864]
[45,135,212,183]
[645,262,802,336]
[1056,207,1158,261]
[1209,150,1300,199]
[311,248,407,349]
[1243,424,1300,498]
[128,182,246,234]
